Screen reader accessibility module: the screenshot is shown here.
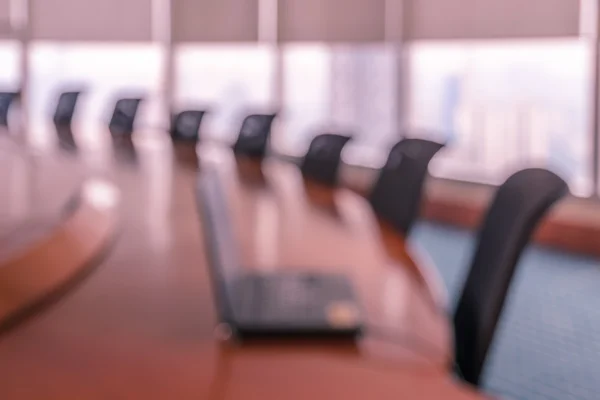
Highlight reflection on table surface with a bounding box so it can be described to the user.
[0,125,176,248]
[0,125,487,399]
[0,136,80,252]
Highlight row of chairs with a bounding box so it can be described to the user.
[0,90,82,127]
[298,131,568,386]
[0,90,252,137]
[122,96,568,388]
[182,104,567,387]
[0,91,280,160]
[15,87,569,387]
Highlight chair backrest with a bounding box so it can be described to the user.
[453,168,568,386]
[369,153,424,235]
[170,110,207,143]
[384,138,445,170]
[108,98,142,136]
[300,133,352,186]
[53,91,81,126]
[369,138,444,236]
[232,113,277,158]
[0,91,19,127]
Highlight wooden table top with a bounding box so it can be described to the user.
[0,128,488,399]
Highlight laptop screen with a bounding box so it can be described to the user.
[197,167,242,324]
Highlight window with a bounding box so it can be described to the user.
[0,40,21,128]
[174,44,275,143]
[28,43,165,145]
[0,41,20,87]
[276,45,331,156]
[276,44,398,158]
[408,40,592,196]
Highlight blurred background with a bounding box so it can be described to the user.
[0,0,596,196]
[2,2,600,399]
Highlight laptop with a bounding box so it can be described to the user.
[197,167,364,340]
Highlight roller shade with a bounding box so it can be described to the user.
[278,0,386,42]
[403,0,581,40]
[0,0,9,23]
[30,0,153,41]
[172,0,260,42]
[0,0,12,36]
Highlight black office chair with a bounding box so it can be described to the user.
[108,97,142,137]
[369,153,423,236]
[53,91,82,126]
[453,168,568,386]
[0,91,19,127]
[368,138,445,236]
[232,113,277,158]
[385,138,445,170]
[300,133,352,186]
[170,110,207,143]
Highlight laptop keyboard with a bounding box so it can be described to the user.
[246,276,325,322]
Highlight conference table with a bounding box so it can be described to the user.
[0,126,489,399]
